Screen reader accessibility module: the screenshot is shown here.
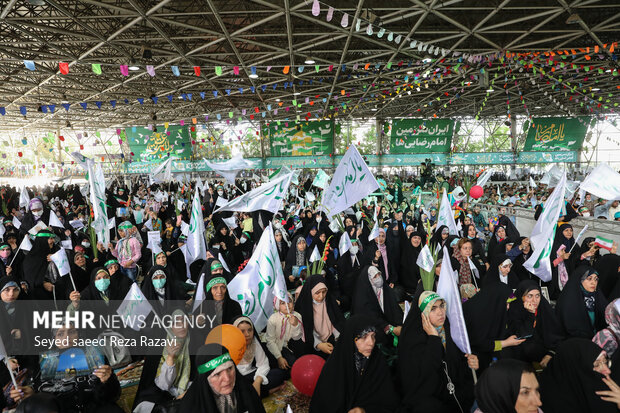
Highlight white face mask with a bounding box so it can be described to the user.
[32,210,43,218]
[370,275,383,289]
[350,246,359,255]
[82,242,90,248]
[217,190,224,196]
[582,212,591,217]
[240,237,247,244]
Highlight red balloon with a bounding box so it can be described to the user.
[291,355,325,396]
[469,185,484,199]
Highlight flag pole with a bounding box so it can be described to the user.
[7,249,21,268]
[4,359,18,389]
[471,368,478,384]
[68,271,77,292]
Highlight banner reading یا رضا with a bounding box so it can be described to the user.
[522,117,593,151]
[390,119,456,154]
[263,120,334,156]
[124,125,192,161]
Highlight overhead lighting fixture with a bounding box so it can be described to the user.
[27,0,46,5]
[535,106,542,109]
[275,98,280,102]
[592,88,600,91]
[407,71,413,74]
[304,57,316,64]
[248,73,258,79]
[422,57,432,63]
[371,108,377,111]
[486,88,494,92]
[129,65,140,71]
[293,92,300,96]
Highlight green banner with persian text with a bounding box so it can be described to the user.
[264,120,334,156]
[523,117,592,151]
[390,119,455,154]
[124,125,192,162]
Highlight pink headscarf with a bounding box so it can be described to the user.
[311,282,334,342]
[272,292,304,341]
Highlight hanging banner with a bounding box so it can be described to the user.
[390,119,456,154]
[125,125,192,162]
[523,117,592,151]
[263,120,334,156]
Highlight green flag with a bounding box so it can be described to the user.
[92,64,102,75]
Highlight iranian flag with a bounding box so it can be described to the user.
[594,236,614,251]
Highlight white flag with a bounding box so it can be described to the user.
[218,252,231,273]
[320,145,380,218]
[18,235,32,252]
[88,162,110,249]
[579,163,620,201]
[403,301,411,324]
[523,172,567,282]
[180,221,189,236]
[529,176,537,188]
[416,245,435,273]
[228,224,288,331]
[107,217,116,230]
[116,284,154,331]
[540,165,564,188]
[572,225,589,250]
[476,169,494,187]
[222,216,238,230]
[192,273,206,313]
[368,207,379,242]
[143,218,153,231]
[214,172,294,214]
[61,240,72,250]
[69,151,94,171]
[50,248,71,277]
[69,219,84,230]
[309,245,321,263]
[437,189,459,235]
[205,155,259,184]
[312,169,330,189]
[19,187,30,209]
[11,216,21,229]
[215,197,228,207]
[47,212,63,229]
[436,246,472,354]
[196,175,205,195]
[338,231,352,255]
[186,189,207,264]
[149,157,173,185]
[147,231,161,251]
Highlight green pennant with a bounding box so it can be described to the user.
[92,64,102,75]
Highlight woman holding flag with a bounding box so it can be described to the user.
[399,291,478,413]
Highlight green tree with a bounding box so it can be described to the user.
[335,122,379,154]
[193,131,232,159]
[457,123,512,152]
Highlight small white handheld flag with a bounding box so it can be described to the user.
[416,245,435,273]
[116,284,154,331]
[309,245,321,263]
[192,273,206,313]
[48,212,64,229]
[50,248,71,277]
[338,231,353,255]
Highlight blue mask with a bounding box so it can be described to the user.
[95,278,110,292]
[152,278,166,289]
[468,235,475,240]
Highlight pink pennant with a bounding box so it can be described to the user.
[180,120,185,126]
[120,65,129,76]
[146,65,156,76]
[312,0,320,16]
[233,66,240,75]
[326,6,334,21]
[341,13,349,27]
[266,66,272,72]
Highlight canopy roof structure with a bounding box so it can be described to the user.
[0,0,618,132]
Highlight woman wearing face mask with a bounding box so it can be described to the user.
[0,242,16,278]
[336,235,363,312]
[141,266,183,315]
[233,316,286,398]
[273,229,289,267]
[474,359,542,413]
[310,315,400,413]
[556,267,607,339]
[399,291,479,413]
[504,281,564,367]
[68,251,92,294]
[180,344,266,413]
[539,338,619,413]
[133,309,195,413]
[18,198,51,237]
[295,274,345,358]
[362,228,399,289]
[352,265,403,346]
[265,293,304,371]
